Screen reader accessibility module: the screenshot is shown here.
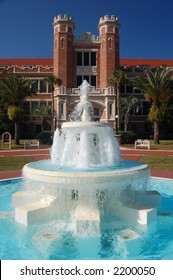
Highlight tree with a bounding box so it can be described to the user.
[0,71,35,144]
[134,67,173,144]
[7,106,25,143]
[44,74,62,131]
[120,96,141,131]
[108,70,128,133]
[33,105,52,131]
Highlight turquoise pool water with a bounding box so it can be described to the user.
[0,177,173,260]
[27,159,146,172]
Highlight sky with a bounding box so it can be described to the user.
[0,0,173,59]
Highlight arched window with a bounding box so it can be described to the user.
[108,38,112,49]
[108,102,113,119]
[60,102,64,115]
[60,37,65,49]
[109,103,112,115]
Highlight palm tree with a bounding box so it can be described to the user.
[108,70,128,133]
[33,105,52,131]
[120,96,141,131]
[0,71,35,144]
[134,67,173,144]
[44,74,62,131]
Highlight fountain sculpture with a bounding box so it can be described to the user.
[12,80,161,235]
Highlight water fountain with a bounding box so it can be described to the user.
[12,80,160,234]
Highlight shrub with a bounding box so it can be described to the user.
[119,130,137,144]
[36,131,53,145]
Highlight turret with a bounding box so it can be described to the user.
[98,15,120,88]
[53,14,76,87]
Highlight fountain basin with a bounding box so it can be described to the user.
[22,159,150,188]
[16,159,151,226]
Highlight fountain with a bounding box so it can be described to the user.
[12,80,160,233]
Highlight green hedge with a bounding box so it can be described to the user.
[119,130,137,144]
[36,131,53,145]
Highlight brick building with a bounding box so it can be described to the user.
[0,14,173,138]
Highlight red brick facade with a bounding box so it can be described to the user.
[53,14,120,89]
[98,15,120,88]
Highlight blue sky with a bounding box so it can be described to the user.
[0,0,173,59]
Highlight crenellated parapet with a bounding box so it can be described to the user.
[99,15,120,25]
[53,14,75,33]
[98,15,120,34]
[54,14,74,23]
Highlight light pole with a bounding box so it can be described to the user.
[115,115,118,134]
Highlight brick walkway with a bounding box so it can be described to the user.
[0,147,173,180]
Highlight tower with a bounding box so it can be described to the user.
[98,15,120,88]
[53,14,75,88]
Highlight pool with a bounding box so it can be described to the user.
[0,177,173,260]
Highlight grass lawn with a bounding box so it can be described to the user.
[139,155,173,171]
[0,156,32,171]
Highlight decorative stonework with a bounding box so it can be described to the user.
[0,64,53,73]
[74,32,99,43]
[76,66,97,74]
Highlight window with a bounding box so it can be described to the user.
[60,102,64,115]
[77,52,82,66]
[143,101,150,115]
[60,37,65,49]
[91,76,96,87]
[31,101,39,114]
[108,38,112,49]
[126,85,133,93]
[109,103,113,115]
[40,101,47,107]
[48,83,52,93]
[84,52,89,66]
[40,80,46,93]
[77,76,82,87]
[77,51,97,66]
[91,52,96,66]
[23,101,30,115]
[31,80,38,93]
